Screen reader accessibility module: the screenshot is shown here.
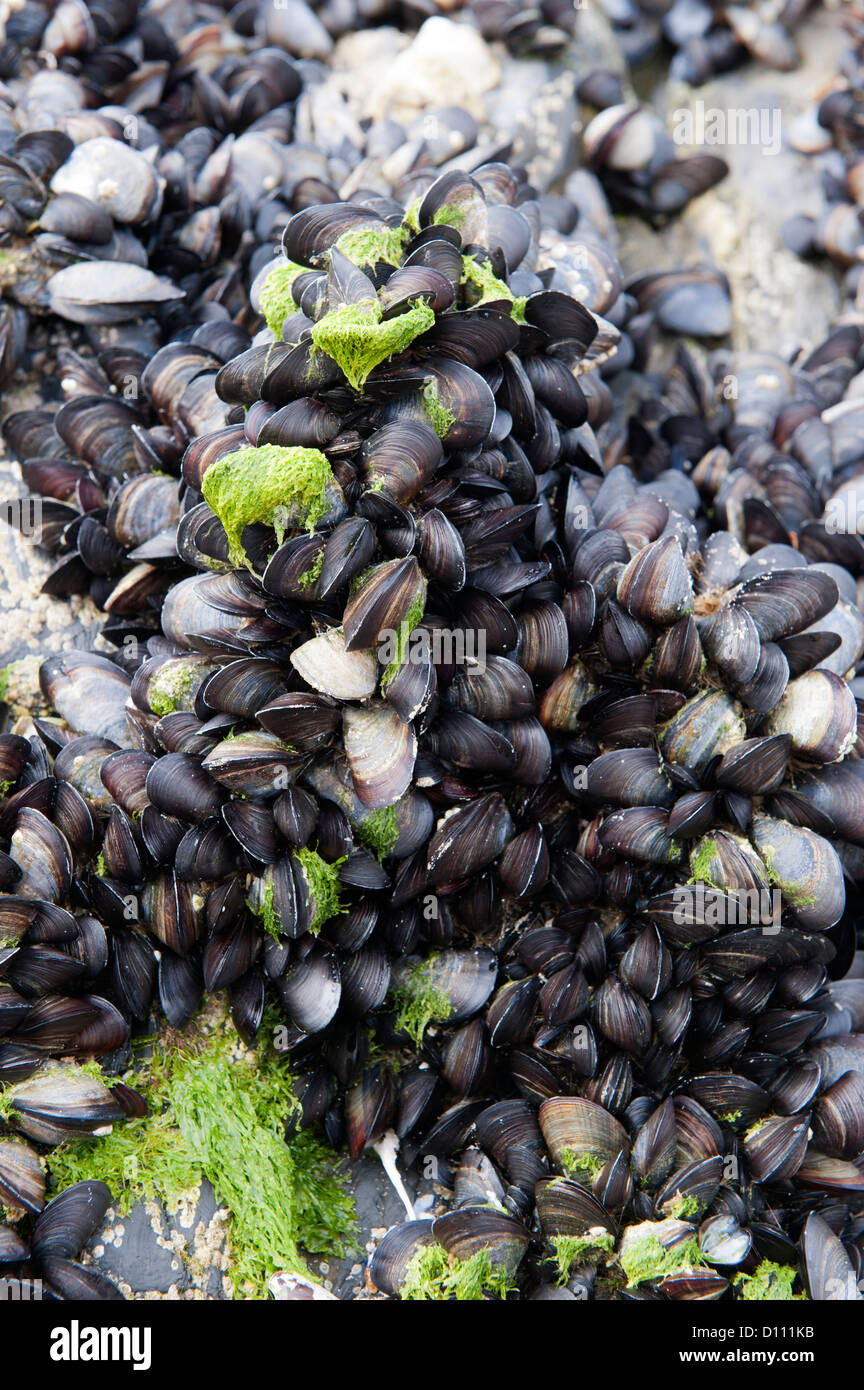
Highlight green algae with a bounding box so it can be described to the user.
[310,298,435,391]
[433,203,467,229]
[461,255,512,303]
[249,877,281,941]
[298,552,323,589]
[200,444,335,569]
[560,1148,607,1184]
[334,222,408,270]
[392,953,451,1047]
[380,587,427,691]
[668,1194,702,1220]
[734,1260,806,1301]
[402,197,422,236]
[620,1233,707,1287]
[295,847,346,932]
[259,259,306,337]
[46,1023,356,1296]
[460,255,524,323]
[688,835,724,890]
[400,1241,516,1300]
[550,1230,615,1284]
[759,843,817,909]
[148,659,196,717]
[422,379,455,438]
[355,805,399,860]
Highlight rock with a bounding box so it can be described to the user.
[359,17,501,122]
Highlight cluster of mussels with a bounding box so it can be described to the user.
[596,0,811,81]
[0,0,862,1304]
[782,2,864,296]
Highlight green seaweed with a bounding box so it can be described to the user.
[620,1233,707,1287]
[422,379,456,438]
[148,659,195,717]
[461,255,525,323]
[248,877,281,941]
[668,1194,702,1220]
[355,805,400,860]
[310,298,435,391]
[259,259,306,337]
[94,851,106,878]
[0,667,8,703]
[380,588,426,691]
[47,1024,356,1297]
[334,223,408,270]
[734,1261,806,1301]
[298,553,323,589]
[402,197,422,235]
[688,835,723,890]
[400,1242,516,1300]
[391,953,451,1047]
[200,444,336,569]
[461,255,512,305]
[560,1148,606,1184]
[433,203,467,230]
[550,1230,615,1283]
[295,847,346,932]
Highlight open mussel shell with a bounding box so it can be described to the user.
[290,628,378,701]
[342,703,417,809]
